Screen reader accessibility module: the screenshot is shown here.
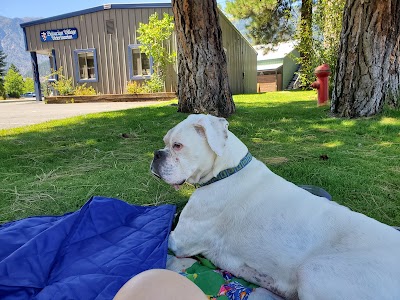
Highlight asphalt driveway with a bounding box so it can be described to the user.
[0,99,163,130]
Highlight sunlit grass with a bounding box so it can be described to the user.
[380,117,400,126]
[322,141,344,148]
[0,92,399,226]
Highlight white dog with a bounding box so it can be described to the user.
[151,114,400,300]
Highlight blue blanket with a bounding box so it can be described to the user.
[0,196,176,300]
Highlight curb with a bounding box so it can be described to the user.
[0,99,40,104]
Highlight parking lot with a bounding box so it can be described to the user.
[0,99,162,130]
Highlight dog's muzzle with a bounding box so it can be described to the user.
[150,149,167,178]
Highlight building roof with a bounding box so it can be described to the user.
[20,2,256,55]
[255,42,297,61]
[257,63,283,72]
[20,3,172,28]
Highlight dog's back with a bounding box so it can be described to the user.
[199,157,400,299]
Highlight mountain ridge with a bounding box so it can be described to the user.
[0,16,50,78]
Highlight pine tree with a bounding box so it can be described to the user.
[225,0,294,47]
[331,0,400,117]
[226,0,313,86]
[225,0,345,87]
[0,50,7,99]
[9,64,20,74]
[172,0,235,117]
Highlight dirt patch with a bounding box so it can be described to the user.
[264,157,289,165]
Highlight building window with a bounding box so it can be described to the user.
[128,44,153,80]
[73,48,98,82]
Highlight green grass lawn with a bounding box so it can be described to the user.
[1,90,399,226]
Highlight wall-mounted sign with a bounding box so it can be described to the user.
[40,28,78,42]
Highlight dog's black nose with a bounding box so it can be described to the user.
[153,150,166,161]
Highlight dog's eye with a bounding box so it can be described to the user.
[173,143,183,150]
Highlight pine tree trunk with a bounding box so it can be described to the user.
[172,0,235,118]
[331,0,400,117]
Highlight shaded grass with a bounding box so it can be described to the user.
[0,91,399,226]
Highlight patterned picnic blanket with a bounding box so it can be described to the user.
[167,255,283,300]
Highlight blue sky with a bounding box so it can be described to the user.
[0,0,227,19]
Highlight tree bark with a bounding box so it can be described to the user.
[172,0,235,117]
[331,0,400,117]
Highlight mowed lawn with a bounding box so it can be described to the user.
[0,90,399,226]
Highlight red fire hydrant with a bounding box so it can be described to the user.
[310,64,331,106]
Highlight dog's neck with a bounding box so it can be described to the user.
[198,131,249,185]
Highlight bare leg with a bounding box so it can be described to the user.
[113,269,208,300]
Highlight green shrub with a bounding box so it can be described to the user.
[126,81,146,94]
[53,77,74,95]
[45,67,74,96]
[74,84,96,95]
[126,74,165,94]
[23,77,34,94]
[142,73,164,93]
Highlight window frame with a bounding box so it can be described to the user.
[73,48,99,83]
[128,44,153,80]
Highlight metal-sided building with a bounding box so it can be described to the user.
[255,42,300,92]
[20,3,257,101]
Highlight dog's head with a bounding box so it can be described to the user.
[150,114,229,190]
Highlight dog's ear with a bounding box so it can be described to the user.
[194,115,229,156]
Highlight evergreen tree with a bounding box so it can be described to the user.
[0,50,6,77]
[9,64,20,74]
[226,0,294,47]
[331,0,400,117]
[172,0,235,117]
[0,50,7,99]
[226,0,345,87]
[226,0,313,86]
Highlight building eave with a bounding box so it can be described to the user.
[20,3,172,28]
[257,63,283,72]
